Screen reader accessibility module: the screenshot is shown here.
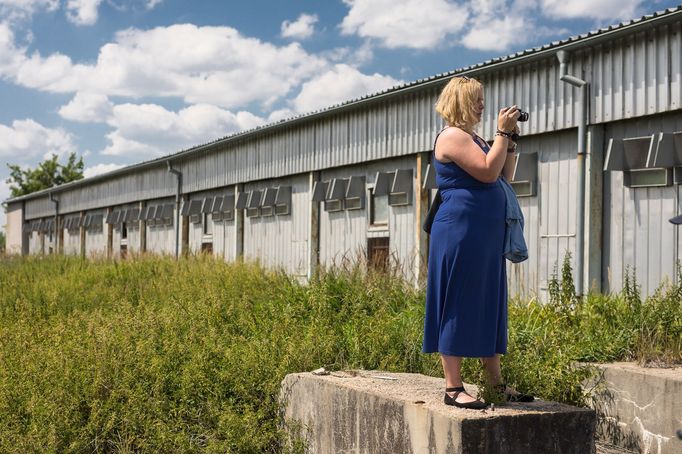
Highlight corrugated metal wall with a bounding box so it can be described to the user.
[27,231,42,255]
[319,156,417,282]
[187,190,223,256]
[21,18,681,221]
[242,175,309,278]
[145,198,176,256]
[84,210,106,257]
[63,224,80,256]
[505,130,579,298]
[478,18,682,138]
[602,110,682,295]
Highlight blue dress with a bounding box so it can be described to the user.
[422,133,508,357]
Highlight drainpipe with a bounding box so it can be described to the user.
[48,191,59,254]
[557,50,588,297]
[167,160,182,259]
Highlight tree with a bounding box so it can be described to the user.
[0,230,5,253]
[6,152,84,198]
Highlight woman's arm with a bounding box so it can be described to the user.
[435,107,519,184]
[502,150,516,181]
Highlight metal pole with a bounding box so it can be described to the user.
[167,161,182,259]
[557,50,589,296]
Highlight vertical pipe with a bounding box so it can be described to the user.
[167,161,182,259]
[557,50,589,296]
[48,192,59,254]
[575,85,587,296]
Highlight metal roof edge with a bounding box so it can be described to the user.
[6,6,682,205]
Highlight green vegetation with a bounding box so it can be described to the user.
[6,152,84,197]
[0,230,5,253]
[0,254,679,452]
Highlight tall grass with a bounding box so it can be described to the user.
[0,254,679,452]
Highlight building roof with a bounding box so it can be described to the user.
[6,5,682,205]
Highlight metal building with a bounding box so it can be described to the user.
[3,7,682,298]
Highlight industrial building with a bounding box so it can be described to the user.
[4,7,682,299]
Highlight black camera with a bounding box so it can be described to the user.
[517,109,529,122]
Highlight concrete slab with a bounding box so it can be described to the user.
[586,362,682,454]
[281,370,596,454]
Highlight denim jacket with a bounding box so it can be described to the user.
[499,177,528,263]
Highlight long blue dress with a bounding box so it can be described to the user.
[422,133,508,357]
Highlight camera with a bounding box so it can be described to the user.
[517,109,529,122]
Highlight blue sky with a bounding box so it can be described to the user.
[1,0,680,230]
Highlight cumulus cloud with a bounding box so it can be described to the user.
[0,23,328,109]
[540,0,644,20]
[59,92,114,122]
[0,0,58,23]
[281,13,318,40]
[83,162,125,178]
[65,0,103,26]
[0,119,76,161]
[99,102,265,157]
[292,64,401,113]
[340,0,469,49]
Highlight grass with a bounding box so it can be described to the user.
[0,253,679,452]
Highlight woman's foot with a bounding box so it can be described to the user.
[444,386,487,409]
[495,384,534,402]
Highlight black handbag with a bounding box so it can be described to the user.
[422,189,442,234]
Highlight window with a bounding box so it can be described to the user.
[510,152,538,197]
[388,169,413,206]
[261,188,277,217]
[370,188,388,226]
[324,178,347,212]
[222,194,236,221]
[187,199,203,224]
[344,176,365,210]
[604,133,676,188]
[367,237,390,272]
[246,190,262,217]
[275,186,292,216]
[203,213,213,236]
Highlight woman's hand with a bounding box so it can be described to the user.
[497,105,519,133]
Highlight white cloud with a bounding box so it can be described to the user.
[145,0,163,9]
[461,0,567,52]
[340,0,469,49]
[0,0,58,23]
[100,102,265,157]
[540,0,644,20]
[292,64,401,113]
[59,92,114,122]
[0,119,75,161]
[83,162,124,178]
[281,13,318,40]
[461,16,526,51]
[0,23,328,109]
[65,0,103,26]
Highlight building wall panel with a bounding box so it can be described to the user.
[602,110,682,295]
[5,203,23,255]
[319,156,416,281]
[242,175,309,278]
[84,210,106,257]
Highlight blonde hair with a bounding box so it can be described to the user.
[435,76,483,133]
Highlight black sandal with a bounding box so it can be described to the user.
[496,383,534,403]
[444,386,488,409]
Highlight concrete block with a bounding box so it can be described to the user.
[281,370,596,454]
[586,363,682,454]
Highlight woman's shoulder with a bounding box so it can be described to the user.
[437,126,471,147]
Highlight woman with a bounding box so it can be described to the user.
[423,76,532,409]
